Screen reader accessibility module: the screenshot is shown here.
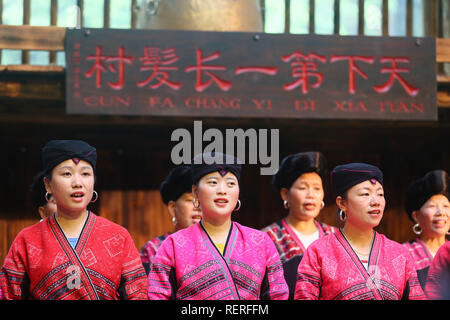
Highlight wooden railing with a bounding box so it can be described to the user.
[0,0,449,86]
[1,0,445,35]
[276,0,441,36]
[0,1,448,60]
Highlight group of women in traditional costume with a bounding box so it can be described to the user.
[0,139,449,300]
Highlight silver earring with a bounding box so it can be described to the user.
[234,199,241,212]
[90,190,98,203]
[413,223,422,235]
[193,198,200,209]
[283,200,289,209]
[172,216,177,225]
[339,210,346,222]
[45,191,52,202]
[321,201,325,209]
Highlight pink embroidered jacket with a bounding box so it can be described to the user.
[140,233,170,275]
[148,221,289,300]
[425,241,450,299]
[294,230,425,300]
[402,238,439,289]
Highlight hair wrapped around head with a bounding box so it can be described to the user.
[29,170,48,208]
[272,151,327,191]
[160,165,194,204]
[331,162,383,198]
[42,140,97,176]
[405,169,449,220]
[191,152,242,185]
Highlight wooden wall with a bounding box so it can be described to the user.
[1,113,450,265]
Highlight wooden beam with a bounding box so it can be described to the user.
[0,0,3,63]
[0,25,65,51]
[131,0,137,29]
[358,0,364,35]
[334,0,340,35]
[78,0,84,28]
[285,0,290,34]
[438,90,450,107]
[309,0,315,34]
[104,0,110,28]
[1,25,448,63]
[0,78,63,101]
[406,0,413,36]
[50,0,58,64]
[437,38,450,63]
[22,0,31,65]
[426,0,438,37]
[0,71,448,109]
[0,65,64,72]
[382,0,388,36]
[437,75,450,83]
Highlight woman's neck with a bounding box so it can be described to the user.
[419,234,447,255]
[202,218,232,244]
[286,213,317,235]
[342,223,374,253]
[55,209,88,238]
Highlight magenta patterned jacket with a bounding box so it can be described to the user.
[148,221,289,300]
[402,238,439,290]
[425,241,450,299]
[140,233,170,275]
[295,230,425,300]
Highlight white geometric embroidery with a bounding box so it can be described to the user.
[52,252,67,268]
[80,248,97,267]
[103,234,125,257]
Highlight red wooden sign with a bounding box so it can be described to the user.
[65,28,437,120]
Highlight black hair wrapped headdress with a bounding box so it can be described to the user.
[191,152,241,185]
[160,165,194,204]
[405,170,449,220]
[331,162,383,198]
[42,140,97,176]
[272,151,327,191]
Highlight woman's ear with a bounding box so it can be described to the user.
[167,201,176,219]
[280,188,288,202]
[38,206,47,220]
[43,176,52,194]
[336,196,346,212]
[411,210,419,224]
[192,184,198,199]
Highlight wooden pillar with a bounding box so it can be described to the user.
[22,0,30,65]
[442,0,450,75]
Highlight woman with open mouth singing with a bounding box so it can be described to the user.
[0,140,148,300]
[147,152,288,300]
